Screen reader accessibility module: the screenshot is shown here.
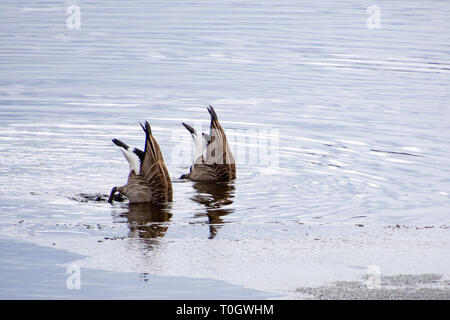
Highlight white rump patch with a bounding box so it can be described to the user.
[119,147,141,175]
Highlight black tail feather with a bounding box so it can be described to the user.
[182,122,196,134]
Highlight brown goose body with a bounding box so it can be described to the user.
[181,106,236,182]
[108,121,172,204]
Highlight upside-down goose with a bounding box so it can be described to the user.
[108,121,172,204]
[181,105,236,181]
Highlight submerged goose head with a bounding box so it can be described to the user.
[108,121,172,204]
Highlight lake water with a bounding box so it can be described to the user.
[0,0,449,299]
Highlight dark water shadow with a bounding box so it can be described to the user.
[191,182,235,239]
[70,192,125,203]
[119,203,173,247]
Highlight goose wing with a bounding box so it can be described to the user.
[140,121,173,203]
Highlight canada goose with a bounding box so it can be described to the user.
[108,121,173,204]
[181,105,236,181]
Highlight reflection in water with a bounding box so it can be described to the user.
[191,182,235,239]
[120,203,172,245]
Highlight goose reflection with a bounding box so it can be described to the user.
[191,181,235,239]
[119,203,172,244]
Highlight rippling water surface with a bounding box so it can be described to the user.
[0,0,449,298]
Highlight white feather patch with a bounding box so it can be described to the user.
[119,147,141,175]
